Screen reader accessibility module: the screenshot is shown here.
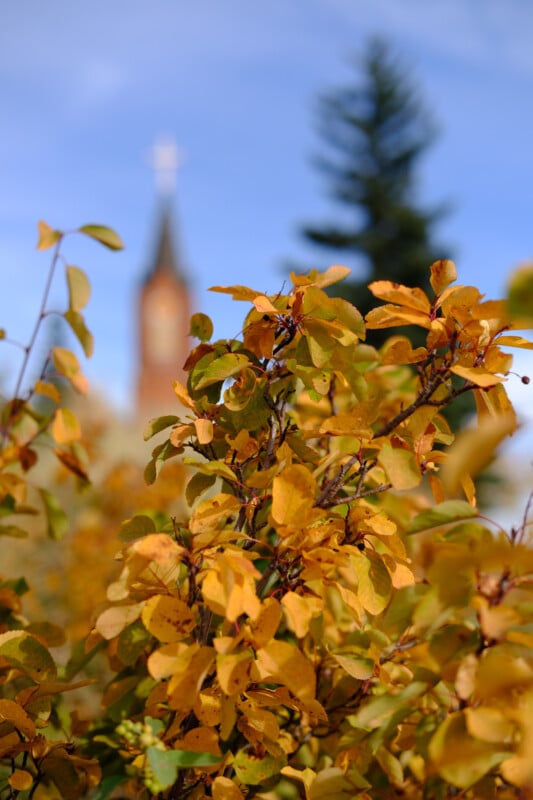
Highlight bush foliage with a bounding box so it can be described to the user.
[1,223,533,799]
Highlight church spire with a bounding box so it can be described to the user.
[136,135,193,421]
[144,136,187,284]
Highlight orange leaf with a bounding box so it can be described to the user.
[430,259,457,295]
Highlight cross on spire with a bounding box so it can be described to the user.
[150,135,183,197]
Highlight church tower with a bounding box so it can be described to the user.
[136,138,192,421]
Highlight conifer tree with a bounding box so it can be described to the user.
[301,37,447,343]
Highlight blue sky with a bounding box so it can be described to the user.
[1,0,533,439]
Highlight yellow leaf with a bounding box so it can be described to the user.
[141,595,195,642]
[380,336,427,365]
[217,649,254,695]
[36,220,61,250]
[331,653,374,681]
[189,493,241,536]
[311,264,351,289]
[147,642,184,680]
[66,265,91,311]
[430,259,457,295]
[378,443,421,490]
[194,688,222,727]
[249,597,282,648]
[167,645,215,711]
[368,280,431,312]
[51,347,88,394]
[175,726,221,757]
[34,380,61,403]
[271,465,316,527]
[195,418,214,444]
[440,414,516,497]
[170,423,195,447]
[212,776,245,800]
[130,533,184,565]
[281,592,321,638]
[496,334,533,350]
[465,707,516,744]
[209,284,263,301]
[255,640,316,702]
[95,603,143,639]
[365,305,431,330]
[173,379,196,409]
[450,364,505,387]
[51,407,81,444]
[253,295,278,313]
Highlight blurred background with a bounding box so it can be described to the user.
[1,0,532,421]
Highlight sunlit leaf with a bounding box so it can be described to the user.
[212,776,245,800]
[271,464,317,527]
[78,224,124,250]
[378,443,420,490]
[95,603,144,640]
[450,364,505,387]
[141,595,195,643]
[66,264,91,311]
[194,417,214,444]
[430,259,457,295]
[253,295,278,313]
[255,640,316,702]
[36,220,61,250]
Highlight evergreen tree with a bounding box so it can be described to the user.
[301,37,448,343]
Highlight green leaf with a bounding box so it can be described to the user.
[185,472,217,507]
[190,312,214,342]
[38,488,69,540]
[0,631,57,681]
[78,224,124,250]
[233,749,286,784]
[193,352,251,391]
[143,415,180,441]
[66,265,91,311]
[91,775,128,800]
[407,501,478,535]
[144,440,181,485]
[119,514,157,541]
[64,310,94,357]
[351,681,427,729]
[146,747,220,790]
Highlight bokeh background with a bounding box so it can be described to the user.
[1,0,532,426]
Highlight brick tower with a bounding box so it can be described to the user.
[136,138,191,421]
